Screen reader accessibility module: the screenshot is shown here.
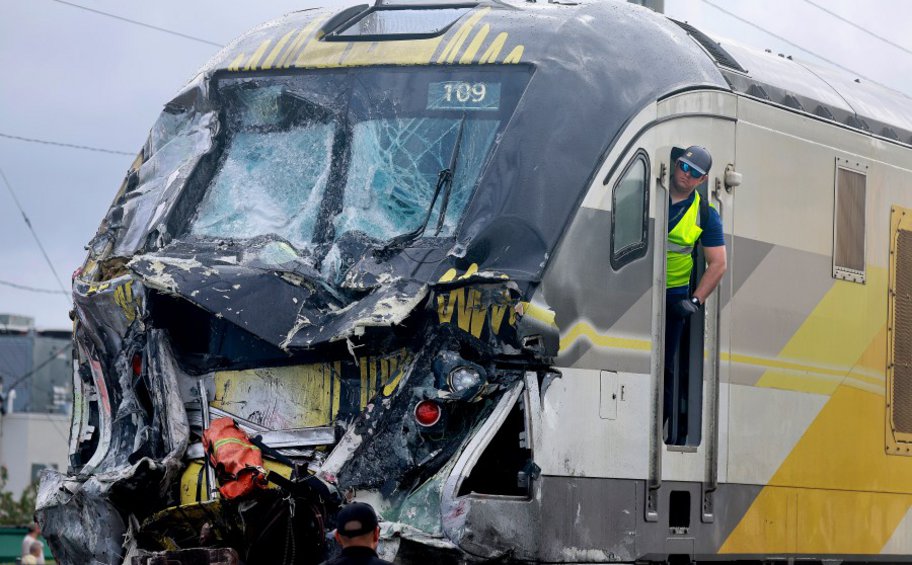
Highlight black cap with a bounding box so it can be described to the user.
[336,502,379,537]
[677,145,712,176]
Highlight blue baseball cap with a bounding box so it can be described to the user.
[677,145,712,176]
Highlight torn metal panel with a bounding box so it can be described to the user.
[36,471,127,565]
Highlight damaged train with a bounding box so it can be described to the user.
[38,0,912,564]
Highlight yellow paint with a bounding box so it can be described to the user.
[87,282,111,295]
[294,34,443,68]
[244,40,272,71]
[261,29,297,69]
[227,52,246,71]
[211,364,341,428]
[721,262,909,554]
[280,18,326,68]
[722,384,912,553]
[438,268,458,283]
[755,267,887,394]
[113,281,137,323]
[479,32,508,63]
[558,322,652,353]
[179,459,292,505]
[459,24,490,64]
[223,8,530,72]
[437,8,491,64]
[521,301,556,326]
[331,360,341,416]
[503,45,525,64]
[360,358,369,408]
[383,367,405,396]
[436,285,515,339]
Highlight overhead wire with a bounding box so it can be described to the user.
[49,0,224,48]
[0,345,72,445]
[799,0,912,58]
[0,167,72,304]
[0,278,68,295]
[5,346,68,393]
[0,132,133,156]
[698,0,888,90]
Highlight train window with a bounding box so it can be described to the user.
[833,159,868,283]
[191,67,531,257]
[331,7,472,40]
[610,151,650,269]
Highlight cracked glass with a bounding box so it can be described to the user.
[189,67,530,253]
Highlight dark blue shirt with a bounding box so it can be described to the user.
[667,191,724,296]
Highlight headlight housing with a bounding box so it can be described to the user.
[448,366,482,392]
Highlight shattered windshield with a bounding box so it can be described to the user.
[190,67,530,252]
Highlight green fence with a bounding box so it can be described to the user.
[0,527,52,564]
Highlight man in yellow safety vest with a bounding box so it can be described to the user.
[664,146,727,437]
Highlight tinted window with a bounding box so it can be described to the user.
[336,8,471,38]
[611,152,650,268]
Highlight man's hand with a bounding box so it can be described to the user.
[673,297,700,318]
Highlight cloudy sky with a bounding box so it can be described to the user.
[1,0,911,329]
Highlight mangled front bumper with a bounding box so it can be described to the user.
[39,259,555,564]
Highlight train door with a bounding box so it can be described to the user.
[646,91,736,524]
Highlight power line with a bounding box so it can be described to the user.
[50,0,223,48]
[699,0,887,89]
[0,132,133,156]
[5,347,68,393]
[0,279,69,295]
[800,0,912,58]
[0,167,71,304]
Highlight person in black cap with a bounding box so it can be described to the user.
[321,502,393,565]
[664,145,726,444]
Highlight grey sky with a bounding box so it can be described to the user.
[1,0,910,329]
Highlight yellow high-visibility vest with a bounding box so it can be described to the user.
[667,191,704,289]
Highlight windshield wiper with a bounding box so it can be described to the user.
[376,117,466,257]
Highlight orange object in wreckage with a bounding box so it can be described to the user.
[202,417,267,499]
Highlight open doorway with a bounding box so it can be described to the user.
[663,146,706,447]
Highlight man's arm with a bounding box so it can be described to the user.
[692,244,726,304]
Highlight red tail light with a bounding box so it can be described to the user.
[414,400,442,427]
[132,353,142,377]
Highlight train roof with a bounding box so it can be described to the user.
[196,1,912,148]
[671,20,912,147]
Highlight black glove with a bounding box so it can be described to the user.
[673,296,701,318]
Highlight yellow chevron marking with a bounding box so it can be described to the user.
[227,53,247,72]
[479,32,508,63]
[262,29,297,69]
[558,322,652,353]
[721,386,912,554]
[280,18,326,68]
[438,8,491,64]
[244,40,272,71]
[459,24,490,64]
[721,266,912,554]
[113,280,137,323]
[503,45,525,63]
[755,267,887,395]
